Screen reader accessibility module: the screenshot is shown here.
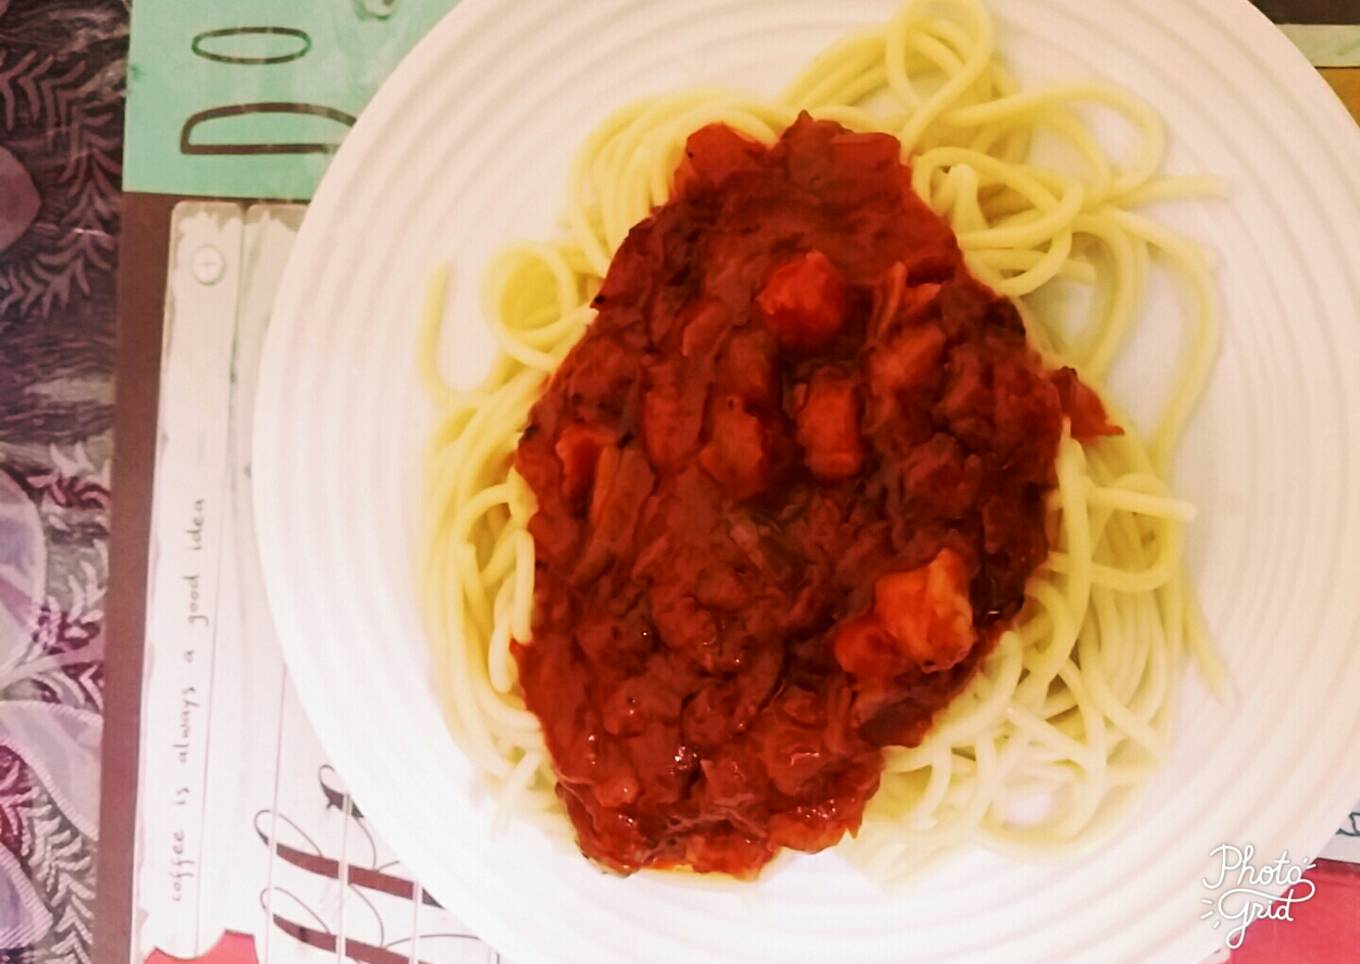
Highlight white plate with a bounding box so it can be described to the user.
[252,1,1360,961]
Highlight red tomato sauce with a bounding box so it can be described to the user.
[512,114,1116,877]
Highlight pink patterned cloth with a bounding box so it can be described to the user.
[0,1,125,960]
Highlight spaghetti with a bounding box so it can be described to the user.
[418,0,1223,881]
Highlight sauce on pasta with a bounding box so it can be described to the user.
[513,114,1117,877]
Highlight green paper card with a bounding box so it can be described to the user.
[124,0,460,200]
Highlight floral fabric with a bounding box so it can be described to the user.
[0,1,125,960]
